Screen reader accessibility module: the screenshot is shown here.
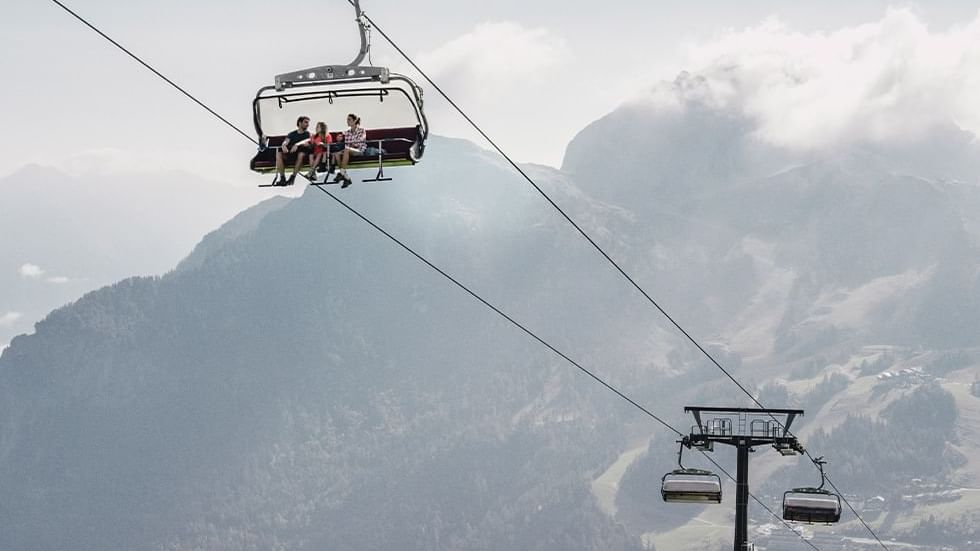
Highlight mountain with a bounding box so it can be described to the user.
[0,137,651,551]
[0,166,271,348]
[3,81,980,550]
[563,74,980,549]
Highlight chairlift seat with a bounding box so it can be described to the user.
[782,488,842,524]
[661,469,723,504]
[250,126,421,173]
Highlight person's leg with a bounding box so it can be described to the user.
[340,148,354,187]
[335,148,352,183]
[275,149,286,182]
[308,153,322,178]
[291,151,305,176]
[332,151,344,182]
[285,152,303,184]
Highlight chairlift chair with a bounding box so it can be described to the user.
[661,440,723,504]
[662,469,723,504]
[251,0,428,186]
[782,457,842,524]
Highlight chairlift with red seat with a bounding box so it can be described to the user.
[252,0,427,187]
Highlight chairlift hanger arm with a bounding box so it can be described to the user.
[348,0,369,67]
[274,0,376,90]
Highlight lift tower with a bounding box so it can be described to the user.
[682,406,805,551]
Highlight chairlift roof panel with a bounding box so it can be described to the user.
[661,469,722,504]
[783,488,842,524]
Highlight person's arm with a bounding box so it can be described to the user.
[281,135,292,152]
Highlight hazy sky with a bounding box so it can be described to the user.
[2,0,979,183]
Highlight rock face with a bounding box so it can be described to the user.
[4,79,980,549]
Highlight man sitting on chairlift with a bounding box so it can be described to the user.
[333,113,367,188]
[273,116,311,186]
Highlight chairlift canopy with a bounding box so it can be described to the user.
[782,487,842,524]
[661,469,723,504]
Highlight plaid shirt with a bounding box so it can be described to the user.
[344,126,366,150]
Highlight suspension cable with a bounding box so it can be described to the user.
[309,183,820,551]
[45,0,874,548]
[47,0,257,145]
[354,5,893,549]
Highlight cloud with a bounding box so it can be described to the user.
[642,8,980,150]
[19,263,44,278]
[18,263,70,284]
[407,22,582,166]
[0,312,23,327]
[414,22,569,103]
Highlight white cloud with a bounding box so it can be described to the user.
[19,263,44,278]
[18,264,72,284]
[408,22,579,166]
[414,22,569,103]
[643,8,980,150]
[0,312,23,327]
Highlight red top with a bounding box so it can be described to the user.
[311,133,333,154]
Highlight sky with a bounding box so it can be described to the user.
[3,1,980,356]
[3,0,980,185]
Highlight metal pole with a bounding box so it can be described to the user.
[734,442,750,551]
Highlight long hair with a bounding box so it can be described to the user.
[347,113,361,127]
[315,121,327,137]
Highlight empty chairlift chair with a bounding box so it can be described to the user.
[661,440,723,504]
[661,469,723,503]
[782,457,842,524]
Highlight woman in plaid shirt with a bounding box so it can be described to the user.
[333,113,367,188]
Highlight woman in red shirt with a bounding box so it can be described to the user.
[307,121,333,180]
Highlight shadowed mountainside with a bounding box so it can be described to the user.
[4,82,980,549]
